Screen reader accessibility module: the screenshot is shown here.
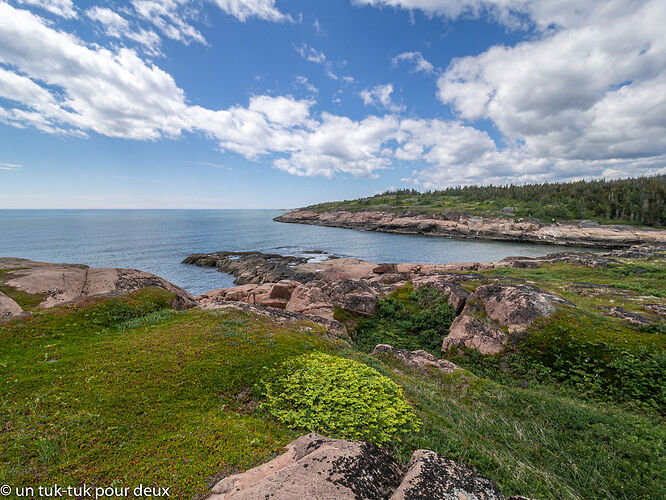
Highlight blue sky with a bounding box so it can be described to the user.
[0,0,665,208]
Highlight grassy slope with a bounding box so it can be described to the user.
[0,289,338,499]
[1,269,664,499]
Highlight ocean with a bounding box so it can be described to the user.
[0,209,568,294]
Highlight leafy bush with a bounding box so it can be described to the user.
[353,284,456,355]
[261,352,421,444]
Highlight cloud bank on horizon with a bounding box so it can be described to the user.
[0,0,665,195]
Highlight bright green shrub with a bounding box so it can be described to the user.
[261,352,421,445]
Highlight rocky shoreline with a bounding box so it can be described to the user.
[184,245,665,354]
[274,209,666,248]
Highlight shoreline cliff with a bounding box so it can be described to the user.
[274,209,666,248]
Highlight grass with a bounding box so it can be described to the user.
[0,288,339,499]
[366,355,666,499]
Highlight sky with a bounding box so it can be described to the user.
[0,0,665,208]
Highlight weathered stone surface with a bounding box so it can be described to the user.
[390,449,505,500]
[373,344,460,374]
[644,303,666,318]
[0,258,196,316]
[442,316,507,355]
[275,209,666,248]
[184,251,378,285]
[208,433,405,500]
[604,306,654,326]
[473,284,573,334]
[0,291,24,320]
[199,301,347,337]
[208,434,521,500]
[328,280,381,316]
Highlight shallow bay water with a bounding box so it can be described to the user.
[1,209,570,294]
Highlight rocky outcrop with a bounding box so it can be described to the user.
[275,209,666,248]
[473,284,574,334]
[442,316,508,355]
[0,291,24,320]
[183,251,378,285]
[373,344,460,374]
[441,284,574,354]
[603,306,654,326]
[207,433,528,499]
[0,258,196,321]
[392,449,505,500]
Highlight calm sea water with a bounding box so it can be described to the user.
[1,210,568,294]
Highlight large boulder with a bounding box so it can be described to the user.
[285,281,336,321]
[472,284,573,334]
[391,449,505,500]
[208,433,404,499]
[0,291,24,320]
[373,344,460,374]
[207,434,526,499]
[328,279,381,316]
[442,316,507,355]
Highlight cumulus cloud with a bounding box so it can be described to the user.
[18,0,76,18]
[437,0,666,162]
[360,84,405,112]
[209,0,289,22]
[392,51,435,75]
[355,0,666,186]
[3,1,665,188]
[86,6,162,55]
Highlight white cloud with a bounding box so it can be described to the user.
[131,0,207,45]
[294,44,339,80]
[0,162,22,171]
[129,0,289,46]
[360,84,405,112]
[209,0,289,22]
[437,0,666,163]
[86,6,162,55]
[2,2,665,188]
[18,0,76,19]
[294,44,327,64]
[392,51,435,75]
[295,75,319,94]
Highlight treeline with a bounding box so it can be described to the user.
[365,176,665,226]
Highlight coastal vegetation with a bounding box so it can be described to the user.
[348,283,456,355]
[304,175,666,226]
[1,254,664,498]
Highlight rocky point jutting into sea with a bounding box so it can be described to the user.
[182,245,665,352]
[274,209,666,248]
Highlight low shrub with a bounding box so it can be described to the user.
[261,352,421,445]
[353,284,456,355]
